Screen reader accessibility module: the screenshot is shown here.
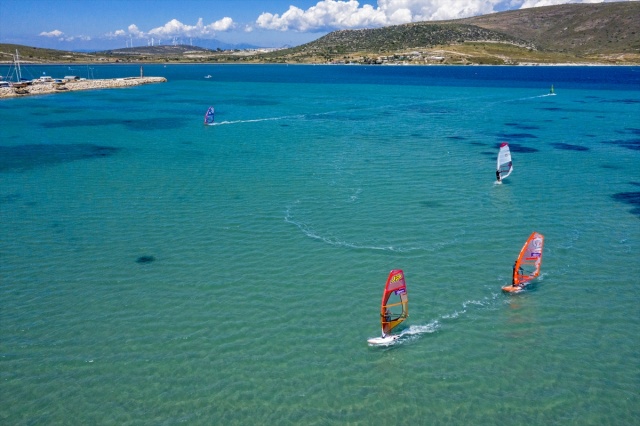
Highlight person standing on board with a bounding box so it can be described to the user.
[512,261,523,286]
[381,309,392,337]
[496,170,501,182]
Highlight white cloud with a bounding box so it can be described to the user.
[104,17,235,41]
[39,30,91,43]
[147,17,235,39]
[256,1,386,31]
[128,24,144,37]
[63,35,92,42]
[211,17,234,31]
[256,0,504,31]
[40,30,64,37]
[255,0,636,32]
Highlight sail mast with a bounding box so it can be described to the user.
[15,50,22,82]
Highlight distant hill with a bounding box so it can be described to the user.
[101,45,212,55]
[258,23,536,64]
[0,43,255,64]
[0,44,93,63]
[258,2,640,64]
[453,2,640,55]
[98,44,218,57]
[285,23,533,54]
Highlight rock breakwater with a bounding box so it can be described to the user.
[0,77,167,99]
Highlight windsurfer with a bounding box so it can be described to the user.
[381,309,392,338]
[496,170,501,182]
[512,261,524,286]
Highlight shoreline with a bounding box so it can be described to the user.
[2,60,637,67]
[0,76,167,99]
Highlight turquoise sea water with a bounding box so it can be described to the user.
[1,64,639,424]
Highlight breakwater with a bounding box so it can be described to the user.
[0,76,167,99]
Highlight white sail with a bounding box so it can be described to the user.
[496,142,513,181]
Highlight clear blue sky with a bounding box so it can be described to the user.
[0,0,635,51]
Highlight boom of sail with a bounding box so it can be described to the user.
[496,142,513,181]
[380,269,409,337]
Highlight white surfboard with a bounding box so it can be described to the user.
[367,335,400,345]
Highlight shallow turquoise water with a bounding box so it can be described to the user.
[1,65,639,424]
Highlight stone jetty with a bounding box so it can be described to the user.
[0,76,167,99]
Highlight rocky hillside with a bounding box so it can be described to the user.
[454,2,640,55]
[0,44,93,63]
[258,1,640,64]
[292,23,533,54]
[258,23,536,64]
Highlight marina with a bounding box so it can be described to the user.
[0,51,166,98]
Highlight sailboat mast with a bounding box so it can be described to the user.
[15,50,22,81]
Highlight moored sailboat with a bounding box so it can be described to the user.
[5,50,30,94]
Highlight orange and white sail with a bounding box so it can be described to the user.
[513,232,544,286]
[380,270,408,336]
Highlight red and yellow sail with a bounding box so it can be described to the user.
[380,269,409,336]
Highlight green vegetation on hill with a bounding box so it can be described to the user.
[0,44,93,63]
[257,2,640,65]
[258,23,536,64]
[454,2,640,55]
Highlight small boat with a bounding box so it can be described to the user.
[502,232,545,293]
[495,142,513,183]
[204,106,215,125]
[11,82,29,94]
[204,75,212,79]
[367,270,409,345]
